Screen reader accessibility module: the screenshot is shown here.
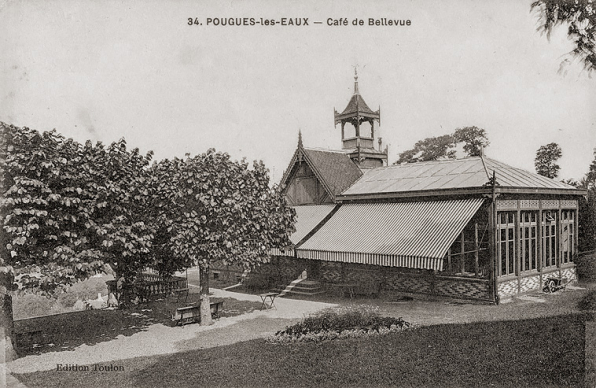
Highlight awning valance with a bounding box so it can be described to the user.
[296,198,484,271]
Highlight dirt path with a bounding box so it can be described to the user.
[6,289,336,375]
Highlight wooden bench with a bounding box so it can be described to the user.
[172,301,224,326]
[210,300,223,318]
[172,287,189,303]
[16,330,43,349]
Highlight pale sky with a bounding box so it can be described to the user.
[1,0,595,183]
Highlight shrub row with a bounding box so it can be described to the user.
[269,324,412,344]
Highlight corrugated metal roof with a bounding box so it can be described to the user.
[296,199,484,271]
[341,157,575,196]
[271,204,336,256]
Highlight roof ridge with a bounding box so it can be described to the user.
[303,147,350,154]
[384,156,480,170]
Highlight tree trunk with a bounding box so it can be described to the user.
[0,268,17,362]
[199,266,212,326]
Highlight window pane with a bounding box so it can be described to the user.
[501,242,506,275]
[524,240,530,270]
[508,242,514,274]
[531,239,536,269]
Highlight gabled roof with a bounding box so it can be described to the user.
[340,156,579,198]
[303,148,363,196]
[281,146,363,200]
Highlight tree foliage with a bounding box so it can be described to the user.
[535,142,562,179]
[151,150,295,324]
[395,126,489,164]
[532,0,596,73]
[1,122,296,329]
[453,126,490,157]
[579,152,596,252]
[0,123,159,293]
[395,135,456,164]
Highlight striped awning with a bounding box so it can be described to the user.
[296,198,484,271]
[270,204,337,257]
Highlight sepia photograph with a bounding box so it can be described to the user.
[1,0,595,387]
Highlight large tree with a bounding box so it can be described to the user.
[579,152,596,252]
[395,134,456,164]
[532,0,596,73]
[153,150,295,325]
[453,126,490,157]
[535,142,563,178]
[395,126,490,164]
[0,123,158,359]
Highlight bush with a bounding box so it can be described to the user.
[12,293,56,319]
[269,305,412,343]
[578,290,596,311]
[13,275,113,318]
[575,251,596,281]
[57,275,111,308]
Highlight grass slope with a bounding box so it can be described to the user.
[17,313,586,388]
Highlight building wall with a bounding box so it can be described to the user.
[285,163,332,205]
[497,265,577,299]
[270,259,493,301]
[242,256,310,289]
[495,197,579,299]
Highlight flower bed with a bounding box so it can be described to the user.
[268,305,412,344]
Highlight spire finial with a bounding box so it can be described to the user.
[353,66,359,95]
[298,129,303,148]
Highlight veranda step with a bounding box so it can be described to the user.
[291,284,324,291]
[299,280,322,286]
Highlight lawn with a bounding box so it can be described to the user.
[14,294,263,356]
[16,313,587,387]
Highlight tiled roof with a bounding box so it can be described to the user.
[341,157,576,197]
[303,148,363,197]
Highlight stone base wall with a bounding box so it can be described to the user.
[497,278,518,298]
[434,278,490,300]
[277,259,492,301]
[497,264,578,299]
